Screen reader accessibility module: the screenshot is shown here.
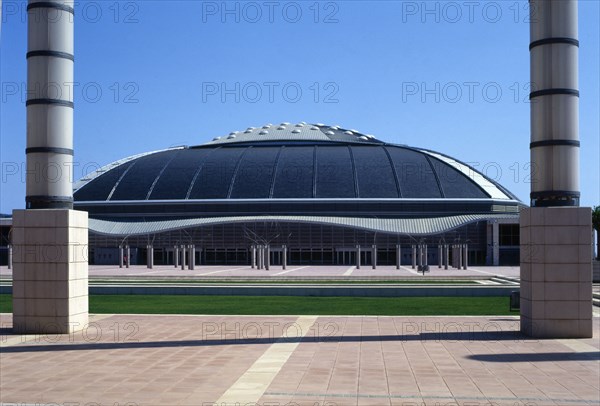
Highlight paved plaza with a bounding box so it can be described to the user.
[0,265,522,280]
[1,313,599,406]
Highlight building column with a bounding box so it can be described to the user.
[189,245,195,270]
[119,245,124,268]
[174,245,179,268]
[125,245,130,268]
[265,245,270,271]
[180,244,186,270]
[444,244,449,270]
[282,245,287,270]
[438,245,442,268]
[492,221,500,266]
[356,244,361,269]
[147,245,154,269]
[424,245,428,266]
[411,245,416,269]
[458,245,462,269]
[12,0,89,334]
[7,245,12,270]
[463,244,468,270]
[251,245,256,269]
[396,244,401,269]
[372,245,377,269]
[255,246,260,270]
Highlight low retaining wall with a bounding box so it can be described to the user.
[0,284,519,297]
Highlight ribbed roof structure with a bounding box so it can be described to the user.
[74,123,517,202]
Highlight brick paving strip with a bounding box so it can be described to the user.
[216,316,318,405]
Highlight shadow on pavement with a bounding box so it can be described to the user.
[1,330,548,353]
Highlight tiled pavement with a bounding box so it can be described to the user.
[0,265,523,279]
[1,313,598,406]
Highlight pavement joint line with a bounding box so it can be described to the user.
[272,266,311,276]
[342,266,355,276]
[467,267,500,275]
[400,265,419,275]
[124,269,175,275]
[262,391,599,404]
[215,315,318,405]
[198,266,254,276]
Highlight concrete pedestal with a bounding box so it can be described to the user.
[12,209,88,334]
[520,207,593,338]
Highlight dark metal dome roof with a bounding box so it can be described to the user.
[74,123,517,202]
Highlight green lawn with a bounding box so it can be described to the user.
[0,294,517,316]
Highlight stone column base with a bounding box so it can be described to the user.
[520,207,593,338]
[12,209,89,334]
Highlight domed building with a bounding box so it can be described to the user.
[73,123,523,267]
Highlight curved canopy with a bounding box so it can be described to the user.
[89,213,518,237]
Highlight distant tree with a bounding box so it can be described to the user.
[593,206,600,260]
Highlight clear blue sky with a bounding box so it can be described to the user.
[1,1,599,212]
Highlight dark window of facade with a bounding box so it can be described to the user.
[499,224,520,246]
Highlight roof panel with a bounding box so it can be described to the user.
[74,160,136,201]
[315,146,355,198]
[385,147,442,198]
[188,147,246,199]
[110,151,176,201]
[149,148,214,200]
[272,146,314,198]
[351,146,398,198]
[427,156,489,199]
[230,147,281,198]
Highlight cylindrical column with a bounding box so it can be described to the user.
[458,245,463,269]
[189,245,195,270]
[418,245,423,267]
[282,245,287,270]
[438,245,442,268]
[265,245,270,271]
[119,245,124,268]
[356,244,361,269]
[412,245,416,269]
[26,0,75,209]
[463,244,468,270]
[372,245,377,269]
[251,245,256,269]
[125,245,130,268]
[396,244,400,269]
[424,245,428,266]
[180,244,186,270]
[174,246,179,268]
[146,245,154,269]
[256,245,260,270]
[452,245,456,268]
[7,245,13,270]
[529,0,579,207]
[444,244,449,270]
